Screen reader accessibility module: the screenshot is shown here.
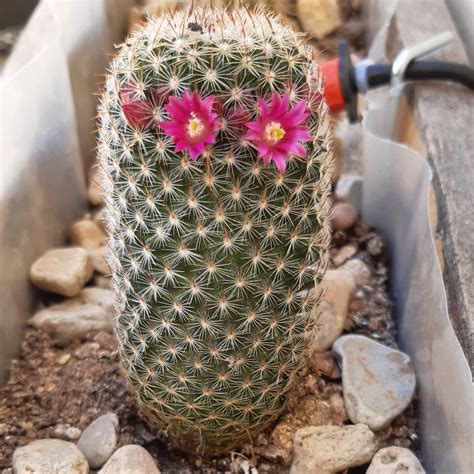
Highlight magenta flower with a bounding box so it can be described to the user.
[159,90,220,161]
[244,92,312,172]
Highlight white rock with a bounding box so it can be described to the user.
[297,0,341,39]
[89,246,110,275]
[307,269,356,352]
[367,447,425,473]
[88,168,104,206]
[342,258,372,287]
[335,174,363,208]
[333,335,416,431]
[99,445,160,474]
[77,413,119,469]
[29,288,115,345]
[13,439,88,473]
[30,248,93,297]
[70,219,106,250]
[290,424,376,474]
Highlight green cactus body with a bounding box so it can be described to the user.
[98,6,333,453]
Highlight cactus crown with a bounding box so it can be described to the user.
[98,5,333,453]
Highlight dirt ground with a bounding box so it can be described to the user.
[0,221,419,473]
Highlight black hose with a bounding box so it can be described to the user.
[365,60,474,90]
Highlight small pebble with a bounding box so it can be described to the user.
[330,202,358,231]
[290,424,376,474]
[367,446,425,473]
[29,288,115,345]
[89,246,110,275]
[332,243,358,267]
[77,412,119,469]
[57,354,71,365]
[88,168,104,206]
[30,247,93,297]
[13,439,88,473]
[70,219,106,250]
[99,445,160,473]
[333,335,416,431]
[342,258,372,287]
[308,268,356,353]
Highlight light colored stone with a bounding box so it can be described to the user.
[335,174,363,209]
[70,219,106,250]
[88,168,104,207]
[29,288,115,345]
[52,424,81,441]
[333,335,416,431]
[307,269,356,352]
[99,445,160,474]
[332,243,358,267]
[342,258,372,287]
[367,447,425,473]
[30,248,93,297]
[13,439,88,473]
[94,274,112,289]
[77,413,119,469]
[290,424,376,474]
[330,202,358,232]
[89,246,111,275]
[297,0,341,39]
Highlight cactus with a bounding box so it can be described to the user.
[97,5,333,454]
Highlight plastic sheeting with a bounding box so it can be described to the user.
[0,0,133,383]
[361,4,473,471]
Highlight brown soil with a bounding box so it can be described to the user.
[0,221,419,473]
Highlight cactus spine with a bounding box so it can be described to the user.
[97,6,333,453]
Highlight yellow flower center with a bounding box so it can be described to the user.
[265,121,285,144]
[187,114,204,138]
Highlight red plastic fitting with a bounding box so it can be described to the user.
[320,58,346,114]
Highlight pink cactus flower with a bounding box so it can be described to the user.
[120,89,155,129]
[244,92,312,172]
[159,90,220,161]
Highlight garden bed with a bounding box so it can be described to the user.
[0,217,420,473]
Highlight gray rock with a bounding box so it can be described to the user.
[333,335,416,431]
[77,413,119,469]
[290,424,376,474]
[70,219,106,250]
[335,174,363,209]
[367,447,425,473]
[13,439,88,473]
[29,288,115,345]
[99,445,160,474]
[307,269,356,352]
[30,247,93,297]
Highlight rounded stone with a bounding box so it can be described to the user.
[13,439,88,473]
[297,0,341,40]
[29,288,115,345]
[290,424,376,474]
[99,445,160,474]
[307,269,356,353]
[77,413,119,469]
[70,219,106,250]
[333,335,416,431]
[342,258,372,287]
[367,447,425,473]
[330,202,358,231]
[30,247,93,297]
